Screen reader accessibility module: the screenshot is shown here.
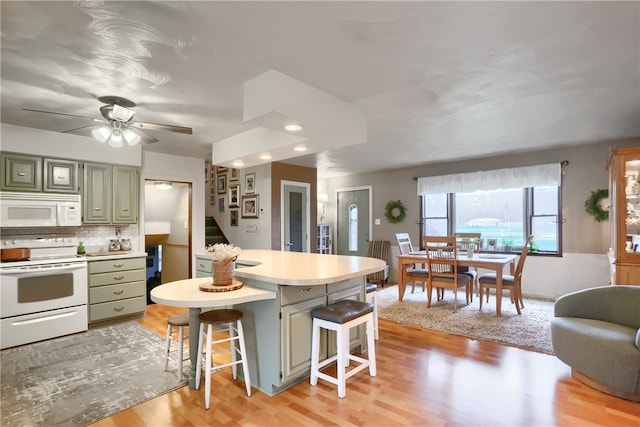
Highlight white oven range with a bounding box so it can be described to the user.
[0,235,88,349]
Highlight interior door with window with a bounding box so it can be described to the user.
[336,188,370,256]
[282,182,310,252]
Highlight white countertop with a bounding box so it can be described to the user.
[196,249,386,286]
[84,251,147,261]
[151,277,277,308]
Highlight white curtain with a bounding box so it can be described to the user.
[417,163,561,195]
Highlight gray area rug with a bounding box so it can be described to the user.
[1,321,187,426]
[377,285,555,354]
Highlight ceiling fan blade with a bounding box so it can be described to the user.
[130,121,193,135]
[133,127,159,144]
[22,108,103,122]
[61,125,101,137]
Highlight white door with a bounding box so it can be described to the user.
[336,187,371,256]
[282,181,310,252]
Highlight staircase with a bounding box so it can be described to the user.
[205,216,228,246]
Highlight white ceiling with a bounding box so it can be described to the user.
[1,1,638,178]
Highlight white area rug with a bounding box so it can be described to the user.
[377,284,555,354]
[1,321,187,426]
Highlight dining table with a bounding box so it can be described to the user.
[397,251,517,316]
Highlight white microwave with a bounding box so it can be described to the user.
[0,192,82,227]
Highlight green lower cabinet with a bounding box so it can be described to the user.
[236,276,365,396]
[88,257,146,322]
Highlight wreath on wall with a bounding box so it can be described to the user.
[384,200,407,224]
[584,188,609,223]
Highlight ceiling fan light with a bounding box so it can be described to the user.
[92,126,111,143]
[123,129,141,146]
[109,129,124,148]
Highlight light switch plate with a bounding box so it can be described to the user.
[375,218,381,225]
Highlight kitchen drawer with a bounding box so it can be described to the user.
[89,269,145,287]
[89,281,145,304]
[89,296,146,322]
[281,284,327,306]
[195,257,212,274]
[88,257,145,274]
[327,278,362,294]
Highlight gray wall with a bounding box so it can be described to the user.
[323,138,640,255]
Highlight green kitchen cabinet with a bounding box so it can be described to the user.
[83,163,138,224]
[1,153,42,192]
[44,158,79,193]
[113,165,138,223]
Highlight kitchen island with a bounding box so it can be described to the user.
[157,249,385,395]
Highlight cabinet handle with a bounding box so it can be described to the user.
[113,275,125,280]
[57,176,65,179]
[199,263,205,269]
[94,207,101,211]
[300,288,312,293]
[113,263,124,268]
[122,209,129,212]
[114,306,125,312]
[113,290,124,295]
[17,172,26,176]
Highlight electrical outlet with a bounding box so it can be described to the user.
[115,226,122,237]
[375,218,381,225]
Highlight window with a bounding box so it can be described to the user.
[422,186,560,254]
[348,204,358,252]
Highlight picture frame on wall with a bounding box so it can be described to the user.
[241,194,259,218]
[230,209,239,226]
[245,173,256,194]
[216,166,228,173]
[218,197,225,212]
[210,193,216,205]
[205,160,211,182]
[217,174,227,194]
[229,183,240,208]
[230,168,239,181]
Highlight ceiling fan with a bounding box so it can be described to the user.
[23,96,193,147]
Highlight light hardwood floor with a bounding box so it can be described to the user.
[90,303,640,426]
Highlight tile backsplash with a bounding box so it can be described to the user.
[1,224,140,253]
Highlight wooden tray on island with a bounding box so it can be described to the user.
[199,280,243,292]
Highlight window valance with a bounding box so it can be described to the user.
[417,163,561,195]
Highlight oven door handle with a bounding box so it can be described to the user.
[0,263,87,275]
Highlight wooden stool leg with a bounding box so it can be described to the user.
[309,319,320,386]
[366,315,377,377]
[230,322,238,380]
[177,326,184,381]
[195,323,205,389]
[204,324,213,410]
[336,325,346,398]
[236,319,252,397]
[164,324,172,372]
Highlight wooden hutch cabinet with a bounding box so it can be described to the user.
[608,147,640,285]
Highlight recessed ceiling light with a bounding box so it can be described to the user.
[293,145,308,152]
[232,160,245,167]
[284,124,303,132]
[259,153,273,160]
[154,181,172,190]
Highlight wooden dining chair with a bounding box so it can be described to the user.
[423,235,471,312]
[454,232,482,299]
[395,233,429,293]
[478,235,534,315]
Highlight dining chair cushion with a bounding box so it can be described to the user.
[478,272,515,286]
[406,268,429,277]
[431,274,471,285]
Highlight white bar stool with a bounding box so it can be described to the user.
[164,312,190,381]
[365,283,379,340]
[195,309,251,410]
[309,299,377,398]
